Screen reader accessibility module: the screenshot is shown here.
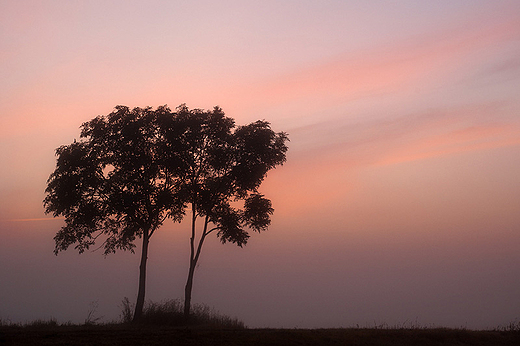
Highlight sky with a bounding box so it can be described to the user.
[1,0,520,329]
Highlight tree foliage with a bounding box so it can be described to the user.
[44,103,289,321]
[158,105,288,244]
[44,105,182,255]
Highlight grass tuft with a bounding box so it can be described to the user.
[120,297,245,328]
[496,320,520,333]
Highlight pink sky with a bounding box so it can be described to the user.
[1,0,520,328]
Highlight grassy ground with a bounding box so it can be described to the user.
[2,301,519,345]
[2,324,520,346]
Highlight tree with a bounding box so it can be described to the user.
[44,103,288,323]
[157,104,289,319]
[44,105,184,322]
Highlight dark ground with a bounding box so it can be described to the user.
[1,325,520,346]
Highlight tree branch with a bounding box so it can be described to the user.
[206,226,219,235]
[193,215,210,266]
[190,202,197,264]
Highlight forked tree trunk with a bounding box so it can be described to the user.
[133,229,150,322]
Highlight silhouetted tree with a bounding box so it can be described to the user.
[157,104,289,320]
[44,105,184,322]
[45,103,288,323]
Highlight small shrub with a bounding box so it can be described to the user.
[140,299,185,326]
[120,298,245,328]
[188,303,245,329]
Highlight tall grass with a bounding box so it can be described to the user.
[120,297,245,328]
[496,320,520,333]
[0,318,60,328]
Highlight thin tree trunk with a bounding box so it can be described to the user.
[184,205,197,321]
[184,262,196,321]
[133,229,150,322]
[184,210,210,321]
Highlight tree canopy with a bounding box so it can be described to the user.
[45,105,183,255]
[44,104,288,321]
[158,105,288,244]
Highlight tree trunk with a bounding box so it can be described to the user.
[133,229,150,322]
[184,205,197,321]
[183,263,195,321]
[183,209,209,321]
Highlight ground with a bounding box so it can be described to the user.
[1,325,520,346]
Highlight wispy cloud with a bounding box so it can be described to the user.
[3,217,64,222]
[266,100,520,218]
[283,101,520,186]
[235,13,520,111]
[256,9,520,178]
[376,122,520,167]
